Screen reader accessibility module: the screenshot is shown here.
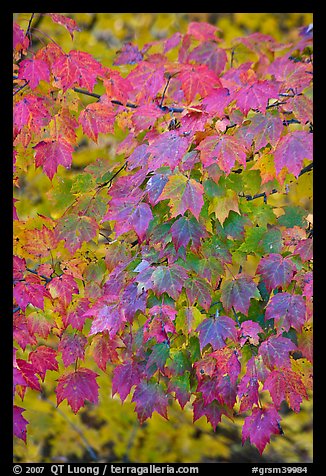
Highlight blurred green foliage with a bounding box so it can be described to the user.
[13,12,313,464]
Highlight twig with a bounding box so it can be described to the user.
[13,80,29,96]
[26,13,35,41]
[298,162,313,176]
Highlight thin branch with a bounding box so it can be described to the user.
[13,80,29,96]
[298,162,313,176]
[13,306,21,314]
[25,13,35,41]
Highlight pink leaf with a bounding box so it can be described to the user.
[265,292,306,333]
[259,335,296,370]
[221,275,260,315]
[34,139,74,179]
[58,332,87,367]
[197,134,247,174]
[257,254,296,292]
[112,362,141,402]
[13,406,29,442]
[28,345,58,381]
[132,382,169,424]
[197,315,237,350]
[56,368,99,414]
[264,368,308,412]
[274,130,313,177]
[242,405,281,454]
[18,57,50,89]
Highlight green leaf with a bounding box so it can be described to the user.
[277,206,307,228]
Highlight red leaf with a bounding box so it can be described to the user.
[91,334,120,371]
[48,13,80,39]
[63,298,90,331]
[104,200,153,242]
[145,172,169,206]
[147,130,190,171]
[18,57,50,89]
[178,64,222,103]
[127,62,165,102]
[34,139,74,179]
[171,215,207,252]
[268,57,312,93]
[13,256,26,281]
[29,345,58,381]
[56,368,99,414]
[114,42,143,65]
[242,405,281,454]
[197,315,237,350]
[265,292,306,334]
[132,382,169,424]
[159,174,204,220]
[257,253,296,292]
[188,42,227,75]
[237,372,259,413]
[193,396,231,431]
[85,301,126,338]
[202,88,231,117]
[259,335,296,370]
[14,274,46,311]
[16,359,41,391]
[52,50,106,92]
[79,100,116,142]
[13,406,28,442]
[264,368,308,412]
[274,130,313,177]
[234,80,280,116]
[294,239,313,262]
[151,264,188,300]
[104,70,134,104]
[187,22,220,42]
[239,320,263,346]
[144,305,177,343]
[246,111,284,151]
[58,332,87,367]
[13,22,29,52]
[197,134,247,175]
[112,362,141,402]
[14,96,51,134]
[48,274,78,307]
[221,275,260,315]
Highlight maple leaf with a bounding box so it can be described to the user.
[187,22,220,41]
[245,111,284,151]
[85,300,125,338]
[188,42,227,75]
[197,315,237,351]
[14,274,47,311]
[28,345,58,381]
[208,189,240,224]
[33,139,74,180]
[151,264,188,300]
[257,253,296,292]
[91,334,120,371]
[265,292,306,334]
[159,174,204,220]
[48,13,80,39]
[112,362,141,402]
[58,332,87,367]
[14,95,51,134]
[258,335,296,370]
[264,368,308,412]
[22,226,58,257]
[48,274,78,308]
[170,215,207,252]
[127,62,165,102]
[56,215,98,254]
[18,57,50,89]
[79,100,116,142]
[239,320,263,346]
[268,56,312,93]
[294,239,313,262]
[132,382,169,424]
[52,50,106,92]
[13,405,29,442]
[274,130,313,177]
[13,22,29,53]
[242,405,281,454]
[185,277,212,312]
[193,396,231,431]
[178,64,222,103]
[234,80,280,116]
[237,373,260,413]
[104,200,153,242]
[114,42,143,65]
[221,275,260,315]
[145,172,170,206]
[147,130,190,171]
[197,134,247,175]
[15,359,41,392]
[168,373,191,409]
[63,298,90,331]
[145,342,170,377]
[144,304,177,343]
[202,88,231,117]
[56,368,99,414]
[120,282,147,323]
